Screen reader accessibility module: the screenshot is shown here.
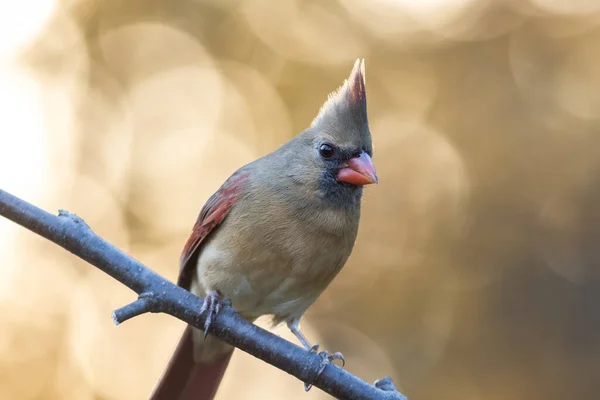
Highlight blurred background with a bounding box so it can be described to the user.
[1,0,600,399]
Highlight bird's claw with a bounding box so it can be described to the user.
[316,350,346,370]
[199,290,227,339]
[308,343,345,368]
[325,351,345,368]
[304,345,346,391]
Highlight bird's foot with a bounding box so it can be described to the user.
[304,344,346,391]
[309,344,346,368]
[286,319,346,391]
[199,290,229,339]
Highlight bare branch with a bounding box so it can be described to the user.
[0,188,407,400]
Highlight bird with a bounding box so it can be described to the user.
[149,59,377,400]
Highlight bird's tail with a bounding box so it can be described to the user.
[149,325,233,400]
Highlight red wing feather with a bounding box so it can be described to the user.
[177,170,249,290]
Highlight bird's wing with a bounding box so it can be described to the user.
[177,169,250,290]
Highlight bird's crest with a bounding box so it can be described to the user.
[311,59,367,129]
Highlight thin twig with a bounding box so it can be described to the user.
[0,188,407,400]
[113,292,161,325]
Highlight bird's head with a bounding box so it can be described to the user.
[296,59,377,206]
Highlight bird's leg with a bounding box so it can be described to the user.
[287,319,315,351]
[286,318,345,391]
[199,290,229,339]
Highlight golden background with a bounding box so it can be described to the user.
[1,0,599,399]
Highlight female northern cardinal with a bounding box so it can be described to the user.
[150,59,377,400]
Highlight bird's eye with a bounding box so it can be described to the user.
[319,143,335,158]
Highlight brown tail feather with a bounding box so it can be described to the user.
[149,325,233,400]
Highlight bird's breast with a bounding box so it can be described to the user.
[193,199,358,321]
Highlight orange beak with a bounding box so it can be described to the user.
[336,151,378,186]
